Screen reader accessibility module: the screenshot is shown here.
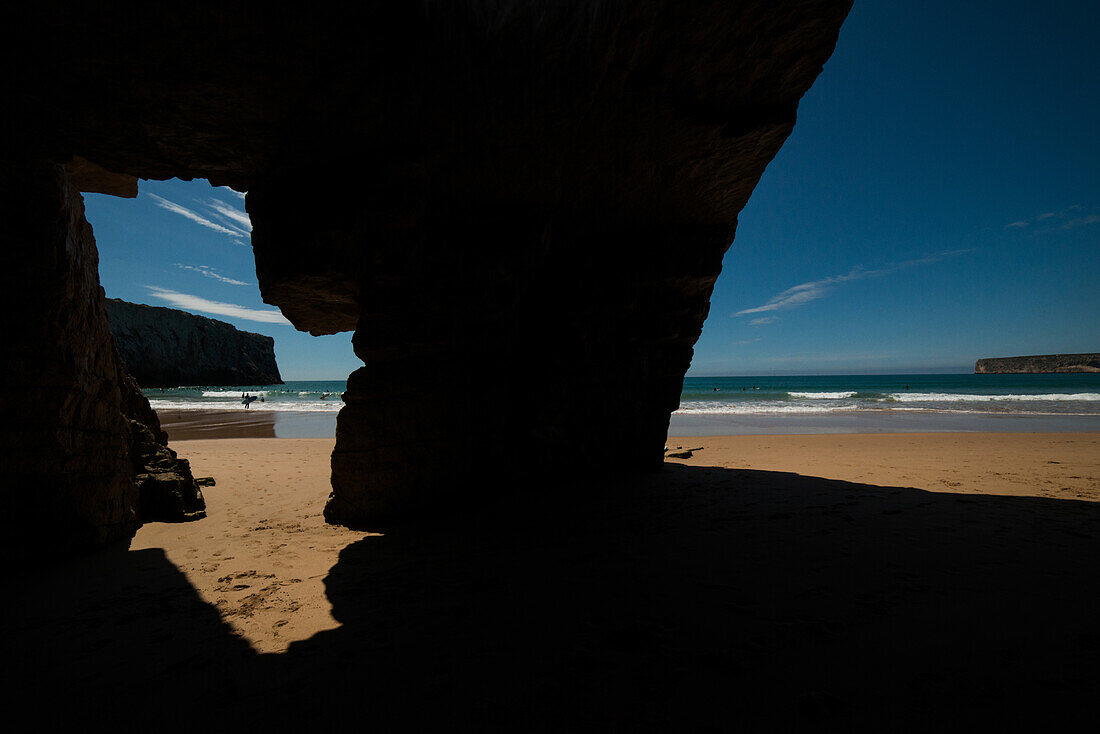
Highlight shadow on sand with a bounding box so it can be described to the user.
[4,464,1098,729]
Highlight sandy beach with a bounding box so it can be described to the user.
[663,432,1100,501]
[6,432,1099,728]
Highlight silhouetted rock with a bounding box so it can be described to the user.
[120,369,205,522]
[106,299,282,387]
[130,420,206,522]
[975,354,1100,373]
[0,163,203,555]
[4,1,852,546]
[0,162,140,554]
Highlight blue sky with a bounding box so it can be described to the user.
[691,0,1100,375]
[88,183,360,381]
[86,1,1099,379]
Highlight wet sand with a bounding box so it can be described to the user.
[158,408,337,440]
[5,433,1099,729]
[669,410,1100,435]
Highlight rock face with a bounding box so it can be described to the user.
[975,354,1100,374]
[106,299,282,387]
[5,1,851,544]
[0,163,204,557]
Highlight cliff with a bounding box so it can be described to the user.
[975,354,1100,374]
[106,299,282,387]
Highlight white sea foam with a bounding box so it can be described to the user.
[788,391,857,399]
[149,399,343,413]
[200,389,270,398]
[675,402,854,415]
[886,392,1100,403]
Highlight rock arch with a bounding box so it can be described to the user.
[1,1,851,554]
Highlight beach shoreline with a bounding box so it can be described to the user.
[150,373,1100,441]
[668,410,1100,435]
[158,408,339,440]
[159,406,1100,442]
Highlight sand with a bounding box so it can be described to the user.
[6,432,1099,728]
[133,432,1098,654]
[663,432,1100,501]
[131,439,369,652]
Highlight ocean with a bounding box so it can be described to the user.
[146,374,1100,437]
[672,373,1100,435]
[147,380,348,413]
[677,373,1100,416]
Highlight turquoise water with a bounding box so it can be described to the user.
[146,380,348,413]
[678,373,1100,416]
[146,374,1100,416]
[146,374,1100,436]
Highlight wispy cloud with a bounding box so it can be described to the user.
[206,198,252,233]
[735,338,762,345]
[1062,214,1100,230]
[145,191,252,245]
[147,193,243,238]
[145,286,291,325]
[733,249,975,318]
[734,268,881,316]
[174,264,250,286]
[1006,204,1096,231]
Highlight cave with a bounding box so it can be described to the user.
[1,2,852,555]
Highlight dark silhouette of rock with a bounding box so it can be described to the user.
[0,163,204,557]
[120,369,206,522]
[106,299,283,388]
[3,1,851,548]
[0,162,140,554]
[130,419,206,522]
[975,353,1100,373]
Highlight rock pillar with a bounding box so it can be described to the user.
[0,161,204,556]
[0,161,140,552]
[322,211,733,523]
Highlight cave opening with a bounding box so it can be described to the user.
[65,174,368,649]
[83,176,358,442]
[3,0,856,561]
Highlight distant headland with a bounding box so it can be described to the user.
[975,353,1100,374]
[106,299,283,387]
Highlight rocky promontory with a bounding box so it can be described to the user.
[975,354,1100,374]
[106,299,282,387]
